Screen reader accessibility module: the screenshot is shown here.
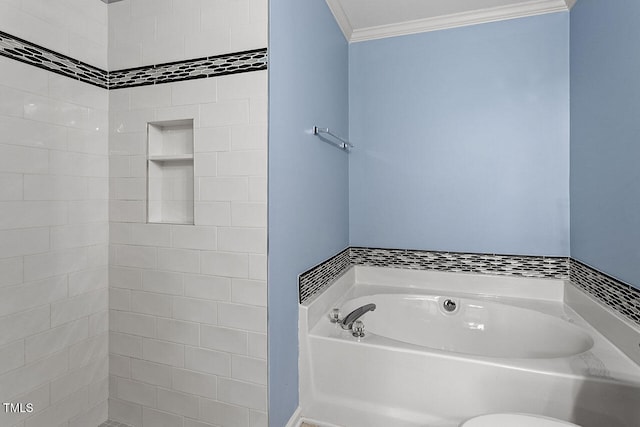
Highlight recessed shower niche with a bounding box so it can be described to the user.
[147,119,194,224]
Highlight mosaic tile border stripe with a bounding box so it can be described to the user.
[109,48,267,89]
[0,30,267,89]
[299,247,569,303]
[298,248,351,303]
[0,30,109,88]
[570,259,640,326]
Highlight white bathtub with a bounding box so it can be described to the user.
[298,267,640,427]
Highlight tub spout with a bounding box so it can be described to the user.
[340,303,376,330]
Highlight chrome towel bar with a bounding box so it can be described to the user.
[312,126,354,152]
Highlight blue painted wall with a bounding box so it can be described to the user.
[268,0,349,424]
[349,13,570,256]
[570,1,640,289]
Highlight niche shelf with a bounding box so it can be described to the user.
[147,119,194,225]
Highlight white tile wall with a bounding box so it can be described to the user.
[108,0,268,70]
[0,14,109,426]
[109,68,267,426]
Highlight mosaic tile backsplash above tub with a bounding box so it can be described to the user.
[299,247,640,327]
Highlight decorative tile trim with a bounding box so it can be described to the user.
[298,247,569,303]
[298,248,351,303]
[0,30,108,88]
[570,259,640,326]
[109,48,268,89]
[350,247,569,279]
[0,30,267,90]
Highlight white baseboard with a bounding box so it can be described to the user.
[285,406,302,427]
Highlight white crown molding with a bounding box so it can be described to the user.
[325,0,354,42]
[328,0,573,43]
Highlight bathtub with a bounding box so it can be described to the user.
[298,267,640,427]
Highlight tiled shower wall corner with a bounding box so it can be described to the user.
[107,2,268,427]
[0,1,109,427]
[300,248,640,328]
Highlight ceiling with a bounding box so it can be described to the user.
[326,0,576,42]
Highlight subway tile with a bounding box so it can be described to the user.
[89,376,109,407]
[218,377,266,411]
[199,177,249,201]
[68,267,108,296]
[130,84,172,109]
[0,84,26,117]
[201,251,248,278]
[0,340,25,376]
[110,287,131,311]
[0,115,66,151]
[0,256,23,288]
[249,410,268,427]
[200,325,248,355]
[248,254,266,280]
[50,223,108,251]
[200,398,249,427]
[218,302,266,333]
[130,291,173,317]
[68,400,108,427]
[0,349,67,400]
[110,132,146,156]
[51,356,108,404]
[24,175,87,201]
[0,227,49,258]
[68,333,108,369]
[218,227,266,254]
[0,55,48,95]
[232,355,266,385]
[0,172,23,200]
[158,248,200,273]
[184,274,231,301]
[110,200,146,223]
[0,305,50,347]
[143,338,185,367]
[110,310,156,338]
[200,99,249,127]
[231,202,266,227]
[249,96,267,125]
[2,383,50,426]
[131,223,172,247]
[110,354,131,379]
[230,125,266,151]
[247,333,266,360]
[185,417,218,427]
[24,246,88,281]
[131,358,172,388]
[109,397,143,427]
[248,177,266,201]
[113,177,146,201]
[116,377,156,408]
[89,310,109,336]
[217,150,266,177]
[185,346,230,376]
[194,202,231,226]
[110,332,143,359]
[156,104,200,126]
[194,127,230,152]
[232,279,266,307]
[48,73,107,110]
[171,225,217,250]
[172,368,217,400]
[0,201,67,230]
[217,71,267,101]
[115,245,157,269]
[67,128,108,155]
[51,288,108,327]
[157,388,199,417]
[110,266,143,290]
[25,317,88,363]
[142,407,183,427]
[110,222,132,244]
[0,275,66,317]
[173,297,218,325]
[171,78,217,106]
[194,152,217,177]
[68,200,109,223]
[142,270,184,295]
[24,387,88,427]
[157,318,199,345]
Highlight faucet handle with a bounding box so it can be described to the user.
[352,320,365,338]
[328,308,341,323]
